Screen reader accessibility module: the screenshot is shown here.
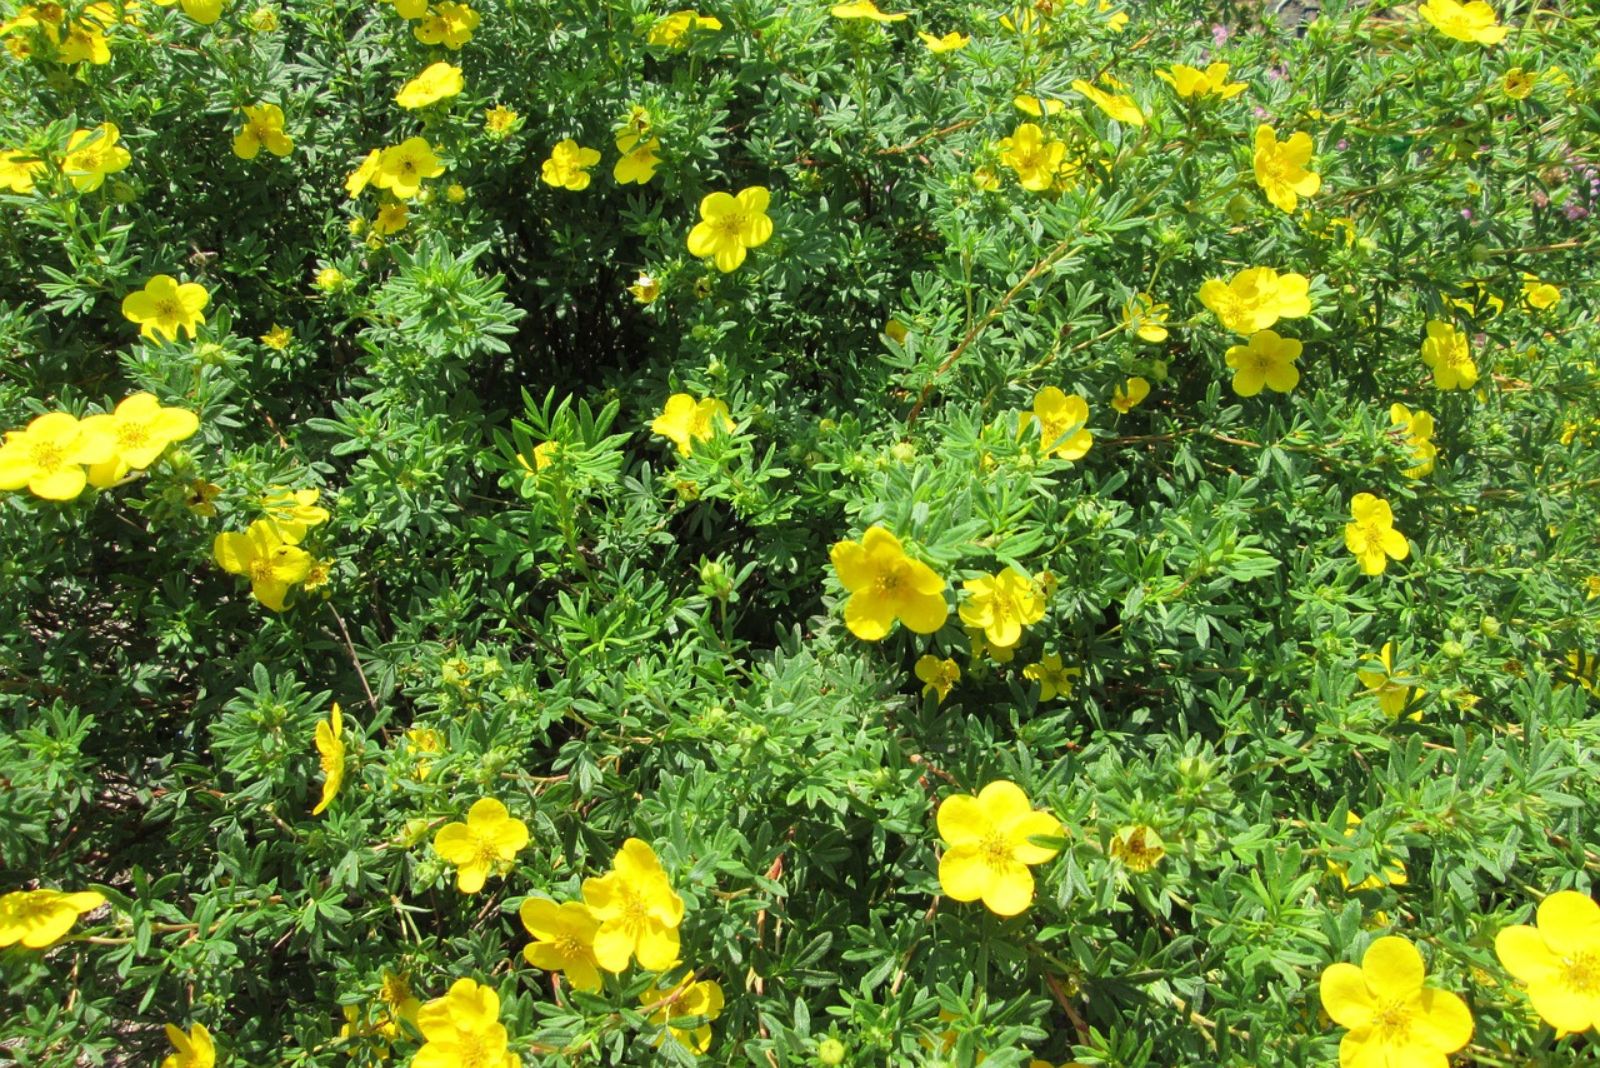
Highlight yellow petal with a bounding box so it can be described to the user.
[1361,936,1425,998]
[1320,962,1375,1028]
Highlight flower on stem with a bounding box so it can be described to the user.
[80,392,199,489]
[213,518,312,611]
[311,702,345,815]
[936,780,1063,916]
[582,838,685,972]
[644,976,725,1054]
[0,888,106,949]
[1495,890,1600,1034]
[830,525,948,641]
[519,898,602,991]
[0,411,116,501]
[232,104,292,160]
[122,275,210,342]
[1419,320,1477,390]
[960,569,1046,649]
[1224,330,1302,396]
[686,187,773,272]
[1319,936,1472,1065]
[160,1023,215,1068]
[1252,125,1321,213]
[1343,494,1408,576]
[1197,267,1311,335]
[413,979,519,1068]
[1023,387,1092,460]
[915,655,960,704]
[1024,653,1080,701]
[432,798,529,894]
[650,394,732,456]
[396,62,463,109]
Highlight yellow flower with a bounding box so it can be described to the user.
[397,61,463,109]
[373,199,409,235]
[1197,266,1312,335]
[582,837,685,972]
[831,525,949,641]
[160,1023,216,1068]
[415,1,476,48]
[301,556,333,592]
[0,411,116,501]
[1320,937,1473,1065]
[232,103,292,160]
[918,30,968,52]
[432,797,529,894]
[260,324,292,350]
[373,137,445,200]
[650,393,732,456]
[1501,66,1536,99]
[1586,575,1600,601]
[1121,292,1169,343]
[260,487,329,543]
[1024,653,1080,701]
[937,780,1063,916]
[967,626,1017,664]
[1521,273,1560,310]
[1495,890,1600,1033]
[960,569,1046,649]
[1419,320,1477,390]
[312,702,345,816]
[1252,125,1321,214]
[315,266,347,292]
[519,898,602,991]
[614,133,662,185]
[62,122,131,192]
[623,271,661,306]
[687,186,774,272]
[830,0,906,20]
[1071,79,1144,125]
[79,392,199,489]
[1156,62,1247,99]
[483,105,519,138]
[915,655,960,704]
[1343,493,1408,576]
[379,970,422,1024]
[644,976,725,1054]
[0,148,44,193]
[1224,329,1302,397]
[381,0,426,18]
[213,518,313,611]
[414,979,519,1068]
[1388,403,1437,478]
[647,9,722,47]
[0,888,106,949]
[1110,376,1150,414]
[1417,0,1507,45]
[57,22,109,63]
[344,149,381,198]
[998,123,1066,193]
[1012,94,1065,117]
[1110,825,1164,872]
[517,440,559,475]
[122,274,210,342]
[148,0,225,25]
[540,138,601,191]
[247,4,277,30]
[1024,387,1092,460]
[1327,812,1408,890]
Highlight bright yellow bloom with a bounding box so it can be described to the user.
[614,133,662,185]
[1496,890,1600,1034]
[62,123,131,192]
[1521,273,1560,310]
[415,1,476,48]
[433,798,528,894]
[1501,66,1536,99]
[1121,292,1169,343]
[1110,376,1150,414]
[1024,653,1080,701]
[937,780,1063,916]
[1110,825,1165,871]
[1156,62,1247,99]
[967,626,1017,664]
[629,272,660,304]
[260,487,328,543]
[915,655,960,704]
[122,274,210,342]
[373,137,444,200]
[213,518,313,611]
[582,837,685,972]
[1343,493,1408,576]
[160,1023,215,1068]
[0,411,116,501]
[1418,0,1507,45]
[373,199,409,235]
[830,525,949,641]
[483,105,519,138]
[1320,937,1473,1066]
[397,61,463,109]
[997,123,1066,193]
[1419,320,1477,390]
[1328,812,1408,890]
[1197,267,1312,335]
[540,138,601,191]
[1225,329,1302,397]
[260,324,292,349]
[830,0,906,20]
[520,898,602,991]
[650,393,732,456]
[0,888,106,948]
[1357,642,1425,720]
[517,440,560,475]
[918,30,968,52]
[647,9,721,47]
[414,979,519,1068]
[232,103,293,160]
[57,22,109,63]
[345,149,381,197]
[381,0,426,18]
[0,148,44,193]
[311,702,345,815]
[1071,79,1144,126]
[1012,94,1065,117]
[149,0,225,25]
[79,392,199,489]
[644,977,725,1054]
[1587,576,1600,601]
[687,186,774,272]
[1253,125,1321,213]
[1389,403,1437,478]
[960,569,1046,649]
[1025,387,1092,460]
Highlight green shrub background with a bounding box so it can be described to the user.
[1,0,1598,1063]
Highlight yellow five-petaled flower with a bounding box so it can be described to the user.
[1344,493,1408,576]
[1319,936,1473,1067]
[122,275,211,342]
[312,702,346,815]
[936,780,1063,916]
[582,837,685,972]
[0,887,106,949]
[830,525,949,641]
[433,797,530,894]
[232,103,293,160]
[1252,125,1321,214]
[213,518,312,611]
[1495,890,1600,1035]
[687,186,774,272]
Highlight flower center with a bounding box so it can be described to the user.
[28,440,65,473]
[1563,950,1600,995]
[873,567,904,596]
[1247,350,1277,375]
[556,932,587,959]
[248,556,278,585]
[712,211,745,241]
[118,423,151,449]
[155,298,182,322]
[979,830,1012,869]
[1370,997,1414,1040]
